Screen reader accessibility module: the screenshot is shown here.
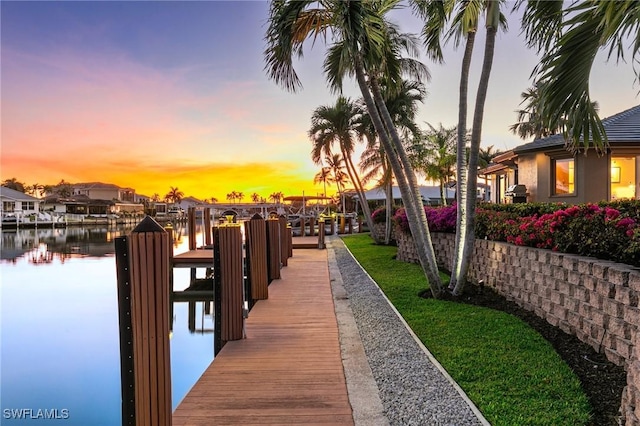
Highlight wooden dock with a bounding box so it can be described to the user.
[172,248,354,425]
[171,235,322,270]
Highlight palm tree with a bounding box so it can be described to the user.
[237,192,244,203]
[269,192,284,204]
[151,193,161,203]
[27,183,44,197]
[520,0,639,152]
[165,186,184,205]
[313,166,335,198]
[324,154,350,209]
[358,79,425,244]
[414,0,508,295]
[309,96,377,236]
[509,85,560,140]
[251,192,261,203]
[410,123,457,206]
[478,145,502,169]
[265,0,444,296]
[510,83,600,141]
[226,192,236,203]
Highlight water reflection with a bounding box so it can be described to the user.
[0,222,195,264]
[1,223,215,425]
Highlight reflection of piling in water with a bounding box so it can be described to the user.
[115,216,171,426]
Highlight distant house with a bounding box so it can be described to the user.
[482,104,640,204]
[1,186,40,218]
[354,185,458,207]
[41,194,113,216]
[72,182,136,202]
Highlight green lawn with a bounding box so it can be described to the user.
[341,234,591,426]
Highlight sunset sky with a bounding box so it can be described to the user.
[2,1,638,201]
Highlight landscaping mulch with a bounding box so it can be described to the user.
[425,284,627,426]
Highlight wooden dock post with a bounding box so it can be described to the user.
[188,207,196,251]
[115,216,172,426]
[287,223,293,258]
[213,224,244,354]
[204,208,212,246]
[244,214,268,305]
[318,218,326,249]
[278,216,288,266]
[339,215,346,234]
[309,216,315,236]
[266,218,281,281]
[347,216,353,234]
[300,216,306,237]
[329,217,335,235]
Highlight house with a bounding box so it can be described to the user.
[482,104,640,203]
[354,185,458,207]
[1,186,40,219]
[71,182,136,202]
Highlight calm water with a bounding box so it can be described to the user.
[1,223,215,425]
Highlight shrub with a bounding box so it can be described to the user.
[395,201,640,267]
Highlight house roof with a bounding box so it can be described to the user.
[0,186,39,202]
[514,104,640,154]
[73,182,134,191]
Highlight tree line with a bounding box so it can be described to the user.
[265,0,639,298]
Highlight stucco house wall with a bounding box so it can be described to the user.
[482,105,640,204]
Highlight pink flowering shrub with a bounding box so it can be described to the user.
[394,200,640,266]
[392,205,457,234]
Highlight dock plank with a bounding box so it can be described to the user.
[172,249,354,425]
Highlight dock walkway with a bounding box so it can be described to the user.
[172,247,355,425]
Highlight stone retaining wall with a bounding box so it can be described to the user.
[395,229,640,424]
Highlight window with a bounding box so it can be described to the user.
[23,202,35,211]
[554,158,574,195]
[3,201,15,212]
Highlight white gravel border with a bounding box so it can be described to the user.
[327,236,490,426]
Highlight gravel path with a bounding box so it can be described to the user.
[327,236,489,426]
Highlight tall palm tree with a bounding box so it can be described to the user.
[27,183,44,197]
[269,192,284,204]
[251,192,261,203]
[313,166,335,198]
[410,123,457,206]
[151,193,161,203]
[165,186,184,204]
[309,96,377,237]
[520,0,639,152]
[237,192,244,203]
[415,0,507,295]
[324,153,350,211]
[265,0,444,296]
[359,79,425,244]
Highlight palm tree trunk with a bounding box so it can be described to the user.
[341,147,378,242]
[452,20,498,296]
[450,31,476,292]
[384,164,393,245]
[367,72,444,297]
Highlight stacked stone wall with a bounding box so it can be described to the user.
[394,230,640,424]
